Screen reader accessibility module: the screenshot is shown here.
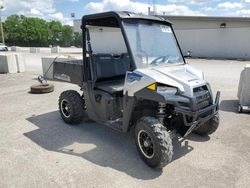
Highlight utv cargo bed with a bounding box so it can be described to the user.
[53,60,83,85]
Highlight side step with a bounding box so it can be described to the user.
[104,118,123,132]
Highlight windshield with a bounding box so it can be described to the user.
[123,21,185,68]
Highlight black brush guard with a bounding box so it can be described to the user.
[175,91,220,136]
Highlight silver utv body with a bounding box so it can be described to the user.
[53,11,220,137]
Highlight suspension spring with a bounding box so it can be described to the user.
[157,102,166,124]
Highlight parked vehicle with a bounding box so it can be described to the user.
[238,64,250,113]
[53,11,220,168]
[0,43,8,51]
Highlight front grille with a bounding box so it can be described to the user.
[196,92,210,102]
[197,100,210,109]
[193,85,211,110]
[193,85,208,93]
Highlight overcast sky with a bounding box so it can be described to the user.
[0,0,250,25]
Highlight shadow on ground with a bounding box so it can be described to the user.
[25,111,207,179]
[220,100,239,113]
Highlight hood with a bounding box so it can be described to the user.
[136,64,206,96]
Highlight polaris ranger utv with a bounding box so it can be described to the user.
[54,11,220,168]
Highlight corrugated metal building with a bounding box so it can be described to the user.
[73,15,250,59]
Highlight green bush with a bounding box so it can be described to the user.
[3,15,82,47]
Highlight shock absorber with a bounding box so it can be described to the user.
[157,102,166,124]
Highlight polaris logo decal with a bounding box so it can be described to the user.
[54,73,71,82]
[127,72,143,83]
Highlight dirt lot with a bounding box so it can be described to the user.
[0,58,249,188]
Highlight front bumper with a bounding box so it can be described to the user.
[175,91,220,136]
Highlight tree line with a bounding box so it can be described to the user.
[2,15,82,47]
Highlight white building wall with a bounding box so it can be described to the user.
[73,19,81,33]
[169,18,250,59]
[174,28,250,59]
[73,17,250,59]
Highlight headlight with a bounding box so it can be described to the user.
[146,83,178,94]
[157,85,178,94]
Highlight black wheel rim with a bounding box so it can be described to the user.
[61,99,71,118]
[138,130,154,159]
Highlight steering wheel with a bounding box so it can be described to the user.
[150,56,169,65]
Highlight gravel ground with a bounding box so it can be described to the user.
[0,58,249,188]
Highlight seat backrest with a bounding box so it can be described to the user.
[93,53,130,81]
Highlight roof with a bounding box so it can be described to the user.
[162,15,250,22]
[82,11,171,24]
[76,12,250,24]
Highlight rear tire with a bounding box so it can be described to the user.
[59,90,86,125]
[194,114,219,136]
[135,117,173,168]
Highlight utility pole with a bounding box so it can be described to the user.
[153,0,157,15]
[147,0,157,15]
[0,4,4,44]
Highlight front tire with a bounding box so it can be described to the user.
[194,114,219,136]
[135,117,173,168]
[59,90,86,125]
